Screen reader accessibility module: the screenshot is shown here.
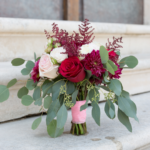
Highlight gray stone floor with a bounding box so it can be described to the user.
[0,92,150,150]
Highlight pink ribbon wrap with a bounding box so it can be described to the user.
[71,100,87,124]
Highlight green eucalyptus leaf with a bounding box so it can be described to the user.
[92,101,100,126]
[26,61,35,70]
[85,70,92,79]
[11,58,25,66]
[33,86,41,100]
[47,119,64,138]
[34,97,42,106]
[32,116,42,130]
[108,60,118,71]
[36,57,41,61]
[72,90,78,104]
[116,51,120,55]
[46,99,60,125]
[105,99,115,119]
[108,79,122,96]
[118,96,138,122]
[57,103,68,129]
[99,46,108,64]
[52,80,65,101]
[99,86,109,92]
[21,95,33,106]
[44,96,52,109]
[0,85,9,103]
[17,86,29,99]
[121,90,130,99]
[118,108,132,132]
[7,78,17,88]
[42,80,53,97]
[66,81,75,94]
[34,52,36,62]
[80,103,88,111]
[125,56,138,68]
[26,79,36,90]
[21,68,31,75]
[106,62,115,75]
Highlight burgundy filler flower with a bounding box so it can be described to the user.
[82,50,106,81]
[109,63,122,79]
[31,60,40,82]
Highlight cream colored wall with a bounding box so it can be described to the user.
[0,18,150,122]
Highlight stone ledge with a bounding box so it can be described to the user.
[0,93,150,150]
[1,17,150,34]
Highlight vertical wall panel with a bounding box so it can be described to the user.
[84,0,143,24]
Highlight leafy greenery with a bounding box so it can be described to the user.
[17,86,29,99]
[0,85,9,103]
[57,103,68,129]
[99,46,108,64]
[11,58,25,66]
[44,96,52,109]
[47,119,64,138]
[21,95,34,106]
[118,108,132,132]
[92,101,100,126]
[7,78,17,88]
[105,99,115,119]
[32,116,42,130]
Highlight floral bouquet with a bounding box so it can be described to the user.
[0,19,138,138]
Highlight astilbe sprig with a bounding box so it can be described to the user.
[44,19,95,57]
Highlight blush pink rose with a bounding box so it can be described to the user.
[39,54,59,79]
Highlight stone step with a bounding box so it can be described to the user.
[0,92,150,150]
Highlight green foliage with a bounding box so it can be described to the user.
[32,116,42,130]
[7,78,17,88]
[72,90,78,104]
[46,99,60,125]
[89,87,100,102]
[92,101,100,126]
[108,60,118,71]
[42,80,53,97]
[44,96,52,109]
[105,99,115,119]
[99,46,108,64]
[33,86,41,100]
[34,98,42,106]
[118,108,132,132]
[66,81,75,94]
[47,119,64,138]
[118,96,138,121]
[26,61,35,70]
[34,52,36,62]
[57,103,68,129]
[106,62,115,75]
[17,86,29,99]
[99,86,109,92]
[26,79,36,90]
[116,51,120,55]
[85,70,92,79]
[21,68,31,75]
[21,95,34,106]
[108,79,122,96]
[0,85,9,103]
[80,103,88,111]
[119,56,138,68]
[52,80,65,101]
[11,58,25,66]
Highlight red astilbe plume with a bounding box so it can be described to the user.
[106,37,123,63]
[44,19,95,57]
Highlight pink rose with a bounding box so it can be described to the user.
[39,54,59,79]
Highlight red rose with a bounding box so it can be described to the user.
[107,49,116,57]
[59,56,85,83]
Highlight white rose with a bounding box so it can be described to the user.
[79,43,100,60]
[50,47,68,63]
[39,54,59,79]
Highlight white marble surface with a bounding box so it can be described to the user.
[0,93,150,150]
